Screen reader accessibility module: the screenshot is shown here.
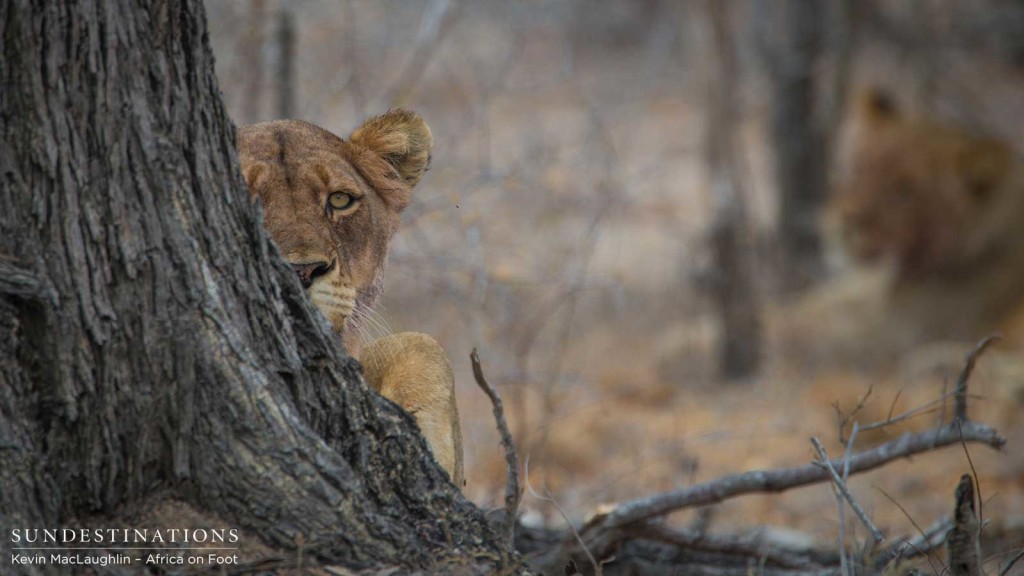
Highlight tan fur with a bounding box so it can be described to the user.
[786,88,1024,361]
[830,89,1021,282]
[361,333,464,485]
[237,112,464,486]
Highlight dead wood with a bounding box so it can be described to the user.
[519,416,1003,574]
[947,474,983,576]
[954,335,1000,421]
[526,335,1008,575]
[472,348,521,552]
[579,421,1003,549]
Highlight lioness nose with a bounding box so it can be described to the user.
[292,260,334,289]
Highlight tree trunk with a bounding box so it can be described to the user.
[0,1,517,574]
[705,0,762,380]
[761,0,829,294]
[275,6,296,120]
[240,0,267,124]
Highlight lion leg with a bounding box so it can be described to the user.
[359,332,465,487]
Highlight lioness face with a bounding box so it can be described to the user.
[833,134,940,270]
[238,113,432,354]
[830,90,1012,277]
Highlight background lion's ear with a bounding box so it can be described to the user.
[349,109,433,187]
[959,138,1012,203]
[857,87,899,125]
[240,159,267,194]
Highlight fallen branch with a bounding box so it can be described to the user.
[585,420,1003,544]
[549,419,1005,568]
[472,348,521,552]
[522,336,1010,575]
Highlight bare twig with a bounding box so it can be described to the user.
[811,437,886,544]
[833,459,849,575]
[954,334,1000,421]
[839,423,860,575]
[842,423,858,480]
[471,348,520,551]
[886,388,903,424]
[857,390,967,434]
[835,385,873,444]
[568,421,1004,561]
[999,550,1024,576]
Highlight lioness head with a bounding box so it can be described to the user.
[830,89,1014,278]
[238,111,432,354]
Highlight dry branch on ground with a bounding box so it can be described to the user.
[514,337,1009,576]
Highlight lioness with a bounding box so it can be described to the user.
[774,88,1024,366]
[828,89,1024,342]
[238,111,464,486]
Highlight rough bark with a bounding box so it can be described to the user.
[0,1,518,574]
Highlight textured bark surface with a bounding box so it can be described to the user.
[0,1,519,574]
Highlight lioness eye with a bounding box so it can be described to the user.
[328,192,355,211]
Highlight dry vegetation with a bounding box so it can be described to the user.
[207,1,1024,573]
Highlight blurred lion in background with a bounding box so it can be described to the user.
[776,88,1024,367]
[833,90,1022,282]
[831,89,1024,340]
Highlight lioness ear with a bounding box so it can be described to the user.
[240,159,267,195]
[959,137,1012,203]
[349,109,433,187]
[857,88,899,125]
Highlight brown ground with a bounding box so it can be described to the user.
[460,327,1024,541]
